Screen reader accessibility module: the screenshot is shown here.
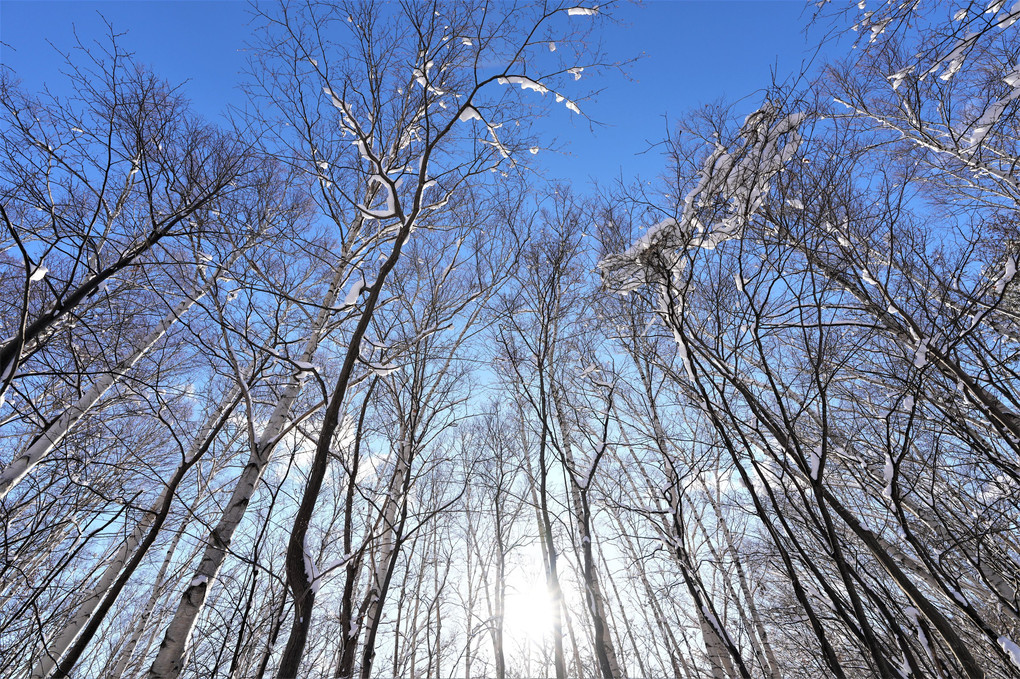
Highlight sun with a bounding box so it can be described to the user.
[502,573,555,645]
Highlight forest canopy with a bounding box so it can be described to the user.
[2,1,1020,679]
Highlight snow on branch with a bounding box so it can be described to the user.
[458,105,482,122]
[498,75,583,116]
[357,175,400,220]
[994,255,1017,295]
[966,64,1020,151]
[598,106,806,293]
[29,265,48,282]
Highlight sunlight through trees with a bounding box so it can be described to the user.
[3,1,1020,678]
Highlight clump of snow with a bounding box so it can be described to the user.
[949,587,969,607]
[598,106,806,293]
[344,279,365,307]
[1002,5,1020,29]
[887,66,913,91]
[459,106,482,122]
[358,176,398,219]
[882,453,894,500]
[29,265,48,282]
[567,6,598,16]
[303,537,322,594]
[937,32,978,81]
[502,75,549,94]
[868,17,891,44]
[999,635,1020,670]
[904,607,937,665]
[1006,64,1020,89]
[369,362,399,376]
[352,139,371,161]
[994,256,1017,295]
[190,575,209,588]
[809,446,823,481]
[965,68,1020,150]
[668,323,698,383]
[913,338,930,369]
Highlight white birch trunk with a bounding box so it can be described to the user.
[0,265,230,499]
[551,386,624,679]
[30,386,238,679]
[0,519,75,612]
[30,490,168,679]
[641,388,738,679]
[147,264,349,679]
[707,495,783,679]
[360,436,412,661]
[698,612,737,679]
[105,521,188,679]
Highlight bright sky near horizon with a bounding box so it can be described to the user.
[0,0,822,185]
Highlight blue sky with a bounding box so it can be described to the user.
[0,0,821,184]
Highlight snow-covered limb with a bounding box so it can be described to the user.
[458,105,482,122]
[498,74,584,116]
[999,636,1020,671]
[499,75,549,95]
[357,175,399,219]
[993,256,1016,296]
[913,337,930,369]
[882,452,895,500]
[861,266,880,286]
[343,277,366,307]
[302,536,321,594]
[598,106,806,293]
[29,265,48,282]
[367,361,399,376]
[809,446,823,481]
[965,65,1020,150]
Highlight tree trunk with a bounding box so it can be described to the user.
[148,261,351,679]
[105,520,189,679]
[0,261,234,499]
